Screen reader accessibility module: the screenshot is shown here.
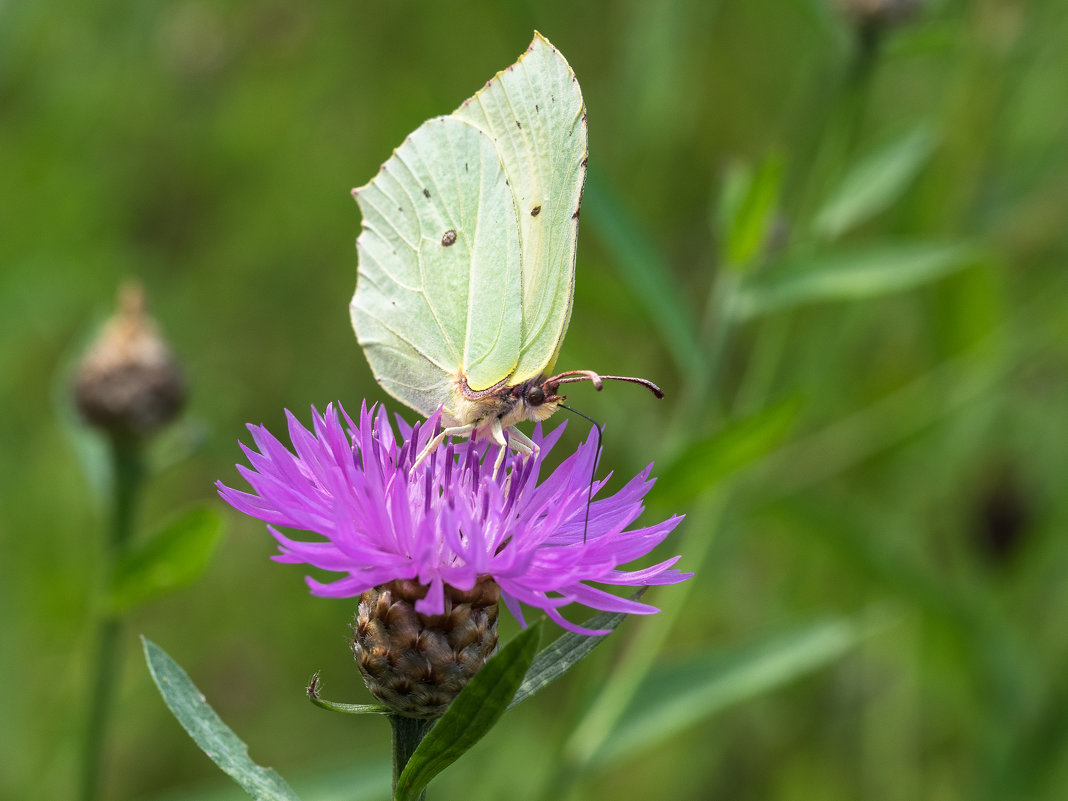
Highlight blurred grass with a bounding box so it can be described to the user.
[3,0,1067,799]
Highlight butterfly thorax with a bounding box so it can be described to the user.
[448,373,562,434]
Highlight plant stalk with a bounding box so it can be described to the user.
[390,714,434,801]
[80,436,144,801]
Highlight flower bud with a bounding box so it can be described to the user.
[352,577,500,718]
[74,282,186,439]
[836,0,922,29]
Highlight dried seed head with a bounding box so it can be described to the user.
[74,281,186,439]
[352,577,500,718]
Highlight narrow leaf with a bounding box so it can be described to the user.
[306,672,391,715]
[111,506,224,613]
[813,125,937,240]
[142,638,302,801]
[509,590,645,710]
[716,155,783,272]
[583,172,703,374]
[732,241,982,320]
[51,333,112,505]
[395,621,543,801]
[658,398,802,504]
[592,613,891,766]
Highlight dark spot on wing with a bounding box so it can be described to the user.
[441,229,457,247]
[464,162,469,172]
[581,157,588,168]
[531,205,542,217]
[516,120,522,130]
[422,188,431,199]
[535,104,539,113]
[572,207,581,219]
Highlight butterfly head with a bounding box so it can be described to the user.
[512,378,565,424]
[453,370,663,433]
[505,370,665,427]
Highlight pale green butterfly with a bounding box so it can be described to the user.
[350,32,661,473]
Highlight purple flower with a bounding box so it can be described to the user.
[217,403,690,635]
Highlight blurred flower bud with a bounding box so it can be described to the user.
[836,0,923,29]
[352,577,500,718]
[74,282,186,439]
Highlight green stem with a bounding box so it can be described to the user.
[389,714,434,801]
[80,436,144,801]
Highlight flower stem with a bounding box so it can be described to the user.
[80,436,144,801]
[389,714,434,801]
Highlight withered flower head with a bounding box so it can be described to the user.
[74,282,186,439]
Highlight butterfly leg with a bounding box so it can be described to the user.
[492,425,540,480]
[505,426,539,459]
[411,423,475,472]
[489,417,510,479]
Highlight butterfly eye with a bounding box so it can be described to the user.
[526,386,546,406]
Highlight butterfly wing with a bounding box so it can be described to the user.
[452,32,588,386]
[351,116,523,421]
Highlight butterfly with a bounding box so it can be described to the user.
[350,32,661,474]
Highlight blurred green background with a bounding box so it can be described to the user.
[3,0,1067,799]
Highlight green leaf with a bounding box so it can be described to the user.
[509,591,645,710]
[50,324,112,506]
[732,241,982,320]
[583,172,704,375]
[395,620,543,801]
[142,638,303,801]
[592,613,891,766]
[110,506,224,613]
[812,125,937,241]
[658,398,802,504]
[716,155,783,273]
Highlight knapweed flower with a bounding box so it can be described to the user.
[218,403,690,714]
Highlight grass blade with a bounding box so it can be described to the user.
[592,613,891,766]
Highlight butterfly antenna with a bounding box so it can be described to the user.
[548,370,664,399]
[559,404,603,544]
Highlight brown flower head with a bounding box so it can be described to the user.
[74,281,186,439]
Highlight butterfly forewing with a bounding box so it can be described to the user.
[351,116,522,418]
[452,32,588,386]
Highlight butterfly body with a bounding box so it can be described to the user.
[449,373,562,431]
